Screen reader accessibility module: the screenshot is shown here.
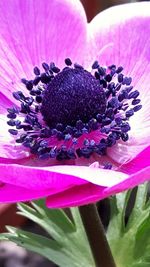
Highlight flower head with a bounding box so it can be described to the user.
[0,0,149,207]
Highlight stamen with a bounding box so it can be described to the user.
[7,58,142,161]
[8,129,18,135]
[103,163,112,170]
[65,58,72,66]
[33,66,40,76]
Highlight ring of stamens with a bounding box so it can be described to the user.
[7,58,142,165]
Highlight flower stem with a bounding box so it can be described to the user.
[79,203,116,267]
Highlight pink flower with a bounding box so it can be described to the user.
[0,0,149,208]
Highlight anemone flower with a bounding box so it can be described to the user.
[0,0,149,208]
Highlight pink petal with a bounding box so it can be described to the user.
[0,184,51,203]
[104,166,150,197]
[119,146,150,174]
[87,2,150,164]
[0,115,30,159]
[0,93,14,114]
[88,2,150,71]
[0,0,87,103]
[0,164,128,191]
[46,166,150,208]
[0,164,88,191]
[46,183,105,208]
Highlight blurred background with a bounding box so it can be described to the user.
[81,0,147,22]
[0,0,148,267]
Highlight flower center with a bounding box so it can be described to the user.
[41,67,106,128]
[7,58,142,162]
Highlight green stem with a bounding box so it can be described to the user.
[79,204,116,267]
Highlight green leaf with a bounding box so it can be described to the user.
[0,201,95,267]
[132,263,150,267]
[2,226,77,267]
[17,200,76,241]
[107,182,150,267]
[134,213,150,259]
[126,183,150,230]
[107,190,131,243]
